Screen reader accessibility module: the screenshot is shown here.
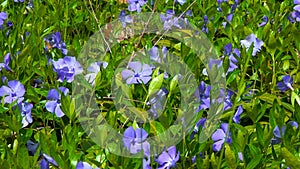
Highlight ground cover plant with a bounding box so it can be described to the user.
[0,0,300,168]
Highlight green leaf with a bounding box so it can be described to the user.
[281,147,300,168]
[246,154,262,169]
[225,144,237,169]
[148,73,164,96]
[291,91,300,107]
[169,75,178,94]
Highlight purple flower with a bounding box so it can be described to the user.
[44,32,68,55]
[0,12,7,26]
[223,43,241,74]
[123,126,150,156]
[190,118,206,140]
[201,15,209,34]
[212,123,232,151]
[223,89,234,110]
[121,61,152,84]
[238,152,244,161]
[0,53,12,71]
[195,81,211,111]
[128,0,148,12]
[240,33,264,56]
[0,80,25,104]
[76,161,99,169]
[233,105,243,124]
[277,75,294,92]
[26,140,39,156]
[156,146,180,169]
[271,121,298,144]
[14,0,24,2]
[175,0,186,5]
[85,61,108,86]
[19,102,33,128]
[160,10,188,30]
[143,158,152,169]
[45,87,69,117]
[147,88,168,118]
[52,56,83,83]
[258,15,268,27]
[291,0,300,22]
[40,153,58,169]
[119,10,133,28]
[149,46,168,63]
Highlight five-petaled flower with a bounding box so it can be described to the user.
[156,146,180,169]
[233,105,243,124]
[0,53,11,71]
[128,0,148,12]
[276,75,294,92]
[123,126,150,156]
[45,87,69,117]
[40,153,59,169]
[19,102,33,128]
[85,61,108,86]
[240,33,264,56]
[0,80,25,104]
[52,56,83,83]
[0,12,7,26]
[76,161,99,169]
[271,121,298,145]
[121,61,153,84]
[212,123,232,152]
[119,10,133,28]
[44,32,68,55]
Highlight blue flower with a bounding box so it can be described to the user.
[85,61,108,86]
[160,9,188,30]
[52,56,83,83]
[0,53,11,71]
[128,0,148,12]
[123,126,150,156]
[223,43,241,74]
[147,88,168,118]
[44,32,68,55]
[233,105,243,124]
[156,146,180,169]
[45,87,69,117]
[258,15,268,27]
[277,75,294,92]
[149,46,168,63]
[291,0,300,22]
[76,161,99,169]
[212,123,232,151]
[119,10,133,28]
[240,33,264,56]
[0,12,7,26]
[19,102,33,128]
[175,0,186,5]
[14,0,24,2]
[271,121,298,145]
[190,118,206,140]
[121,61,152,84]
[40,153,58,169]
[201,15,209,34]
[26,140,39,156]
[0,80,25,104]
[195,81,211,111]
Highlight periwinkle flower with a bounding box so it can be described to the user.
[0,80,25,104]
[212,123,232,152]
[85,61,108,86]
[14,0,24,2]
[45,87,69,117]
[222,89,234,110]
[258,15,268,27]
[0,12,7,26]
[121,61,152,84]
[195,81,211,111]
[160,9,188,30]
[19,102,33,128]
[223,43,241,74]
[119,10,133,28]
[190,118,206,140]
[143,158,152,169]
[291,0,300,22]
[26,140,39,156]
[233,105,243,124]
[123,126,150,156]
[277,75,294,92]
[147,88,168,118]
[40,153,58,169]
[240,33,264,56]
[201,15,209,34]
[128,0,148,12]
[52,56,83,83]
[0,53,12,71]
[44,32,68,55]
[149,46,168,63]
[156,146,180,169]
[175,0,186,5]
[76,161,99,169]
[271,121,298,145]
[238,152,244,161]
